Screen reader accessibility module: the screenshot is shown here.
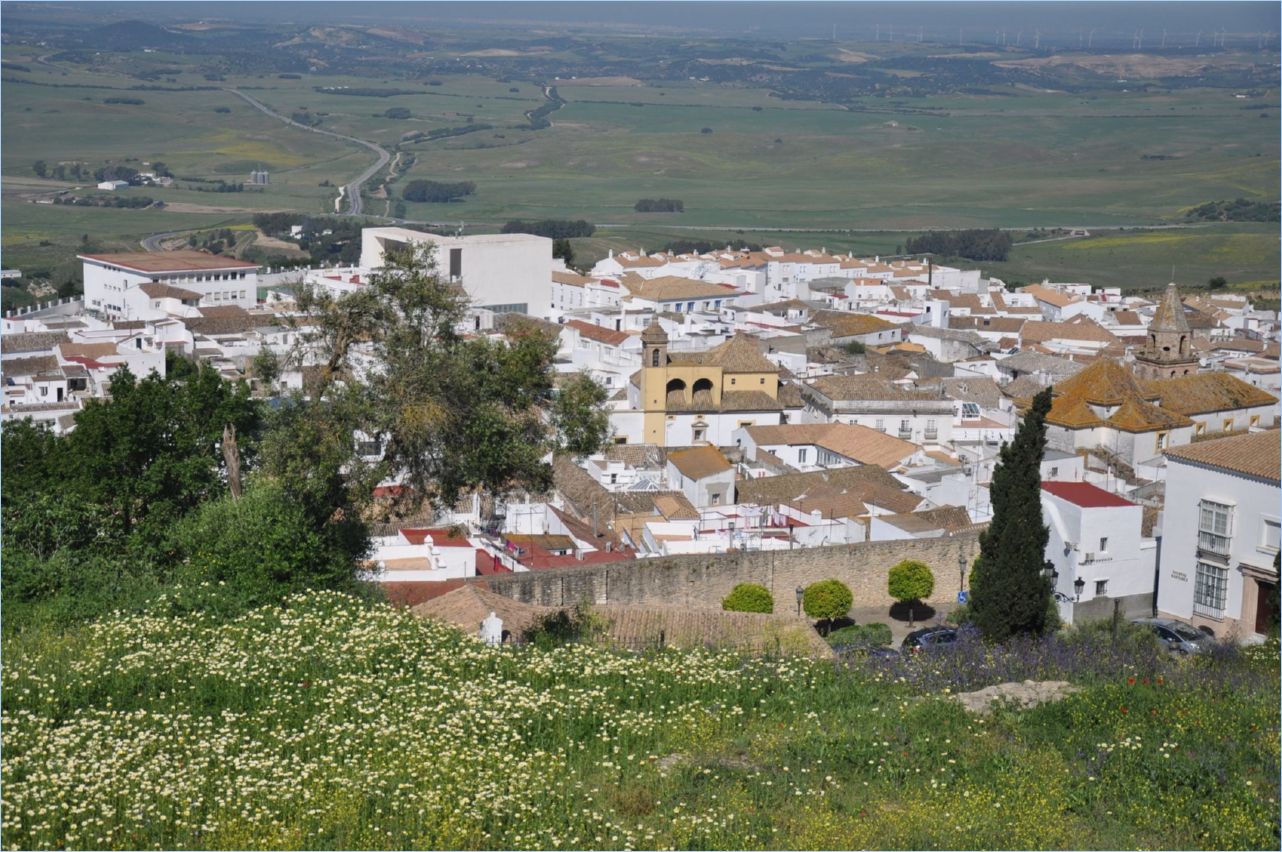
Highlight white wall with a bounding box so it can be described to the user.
[1158,457,1279,638]
[361,228,553,318]
[1042,492,1155,626]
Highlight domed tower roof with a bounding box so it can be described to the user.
[1150,282,1191,335]
[641,317,668,346]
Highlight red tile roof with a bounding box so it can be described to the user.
[401,528,473,547]
[1041,481,1135,508]
[565,319,633,347]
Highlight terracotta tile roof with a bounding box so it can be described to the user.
[382,578,468,607]
[878,505,974,533]
[1053,359,1156,405]
[651,492,700,520]
[2,355,59,377]
[1021,318,1119,345]
[1104,397,1191,432]
[197,305,251,319]
[667,334,777,374]
[1164,429,1280,483]
[552,270,595,286]
[1142,372,1278,416]
[916,376,1004,408]
[78,251,258,273]
[413,584,552,637]
[138,282,202,300]
[1046,395,1105,428]
[2,332,69,354]
[614,254,667,268]
[565,319,633,347]
[1021,283,1077,308]
[744,423,919,468]
[667,445,732,480]
[808,375,943,402]
[811,310,898,338]
[735,465,920,514]
[622,274,739,302]
[664,389,784,412]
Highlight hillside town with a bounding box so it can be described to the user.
[3,227,1278,640]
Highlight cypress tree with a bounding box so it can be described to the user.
[969,386,1055,641]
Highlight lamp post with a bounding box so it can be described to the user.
[728,520,736,551]
[958,552,967,593]
[1074,576,1085,602]
[795,585,805,617]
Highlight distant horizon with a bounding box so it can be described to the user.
[6,1,1279,44]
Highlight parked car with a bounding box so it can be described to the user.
[1131,618,1214,655]
[901,626,959,653]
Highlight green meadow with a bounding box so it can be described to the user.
[1,42,1277,287]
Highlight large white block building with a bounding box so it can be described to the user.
[80,251,259,321]
[1157,431,1280,641]
[359,228,553,318]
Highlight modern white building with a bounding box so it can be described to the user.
[79,251,259,320]
[1157,431,1280,641]
[359,227,553,318]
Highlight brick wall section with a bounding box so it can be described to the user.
[479,532,982,611]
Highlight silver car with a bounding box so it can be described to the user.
[1131,618,1214,655]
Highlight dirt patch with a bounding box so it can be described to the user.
[953,680,1080,714]
[995,53,1240,79]
[253,230,307,256]
[499,161,534,169]
[836,49,874,64]
[160,202,274,215]
[558,76,645,87]
[461,47,552,57]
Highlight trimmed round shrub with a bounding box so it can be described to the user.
[722,583,774,613]
[888,560,935,604]
[803,579,853,622]
[826,622,893,649]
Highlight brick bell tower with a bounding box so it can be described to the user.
[1133,282,1199,380]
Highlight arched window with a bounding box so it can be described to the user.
[651,348,660,367]
[665,378,687,398]
[692,378,714,396]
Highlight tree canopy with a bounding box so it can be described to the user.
[968,387,1055,641]
[722,583,774,614]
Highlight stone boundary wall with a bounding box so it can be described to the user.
[480,532,981,611]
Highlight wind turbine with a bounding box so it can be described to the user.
[1195,31,1201,48]
[1015,29,1023,47]
[1161,29,1167,49]
[1088,29,1095,49]
[1034,29,1041,50]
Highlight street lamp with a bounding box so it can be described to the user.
[1073,576,1086,602]
[957,552,967,593]
[728,520,736,551]
[795,585,805,617]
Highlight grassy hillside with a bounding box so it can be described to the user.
[3,591,1277,850]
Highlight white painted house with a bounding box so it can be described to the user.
[1157,431,1280,642]
[1041,481,1157,626]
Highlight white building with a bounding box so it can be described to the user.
[1157,431,1279,641]
[79,251,259,320]
[665,445,736,508]
[359,227,553,318]
[1041,481,1157,626]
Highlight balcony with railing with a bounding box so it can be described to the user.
[1197,530,1232,560]
[898,429,913,440]
[924,428,939,441]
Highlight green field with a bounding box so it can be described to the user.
[984,223,1282,291]
[2,591,1277,850]
[1,37,1277,288]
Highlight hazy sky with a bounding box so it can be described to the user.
[26,2,1282,40]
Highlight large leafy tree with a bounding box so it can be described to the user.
[278,244,608,520]
[969,386,1055,641]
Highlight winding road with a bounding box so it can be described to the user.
[223,88,390,216]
